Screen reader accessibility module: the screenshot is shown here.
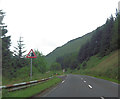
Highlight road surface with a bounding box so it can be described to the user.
[36,74,119,98]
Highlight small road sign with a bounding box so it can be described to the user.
[26,49,37,58]
[26,49,37,79]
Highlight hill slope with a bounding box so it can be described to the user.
[45,31,94,66]
[74,50,119,81]
[89,50,118,78]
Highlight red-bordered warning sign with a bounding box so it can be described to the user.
[26,49,37,58]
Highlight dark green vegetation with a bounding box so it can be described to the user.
[55,14,119,69]
[2,43,47,85]
[46,9,120,82]
[3,77,61,98]
[3,70,60,85]
[0,10,49,85]
[46,32,93,66]
[50,62,61,71]
[72,50,119,83]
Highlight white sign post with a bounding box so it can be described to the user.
[26,49,37,80]
[30,58,32,79]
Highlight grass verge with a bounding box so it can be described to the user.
[2,77,62,98]
[73,72,119,84]
[88,75,119,84]
[72,50,119,84]
[2,71,63,85]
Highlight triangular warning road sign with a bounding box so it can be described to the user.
[26,49,37,58]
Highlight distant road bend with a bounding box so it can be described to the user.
[35,74,119,98]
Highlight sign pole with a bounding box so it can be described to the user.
[30,58,32,79]
[26,49,37,80]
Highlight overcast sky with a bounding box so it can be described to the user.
[0,0,119,55]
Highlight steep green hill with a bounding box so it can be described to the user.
[45,31,94,66]
[73,50,119,82]
[89,50,118,78]
[46,11,119,68]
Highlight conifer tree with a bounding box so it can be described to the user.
[14,36,26,58]
[13,37,27,68]
[0,10,12,76]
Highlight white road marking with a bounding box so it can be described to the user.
[88,85,92,89]
[84,81,86,83]
[100,97,104,99]
[62,80,65,83]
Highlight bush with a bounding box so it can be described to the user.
[50,62,61,71]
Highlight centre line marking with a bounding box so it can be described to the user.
[88,85,92,89]
[84,81,86,83]
[62,80,65,83]
[100,97,104,99]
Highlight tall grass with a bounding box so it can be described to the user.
[2,65,63,85]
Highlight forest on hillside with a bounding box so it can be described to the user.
[56,9,120,70]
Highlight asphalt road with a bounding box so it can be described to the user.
[38,74,119,98]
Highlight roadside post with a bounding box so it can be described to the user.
[26,49,37,79]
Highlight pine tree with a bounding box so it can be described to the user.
[13,37,27,69]
[0,10,12,77]
[14,36,26,58]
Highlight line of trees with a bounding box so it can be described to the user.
[56,52,78,70]
[55,9,120,70]
[1,10,47,79]
[1,10,13,77]
[50,62,61,71]
[78,10,119,64]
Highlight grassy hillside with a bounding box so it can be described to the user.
[73,50,119,82]
[45,31,94,66]
[89,50,118,79]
